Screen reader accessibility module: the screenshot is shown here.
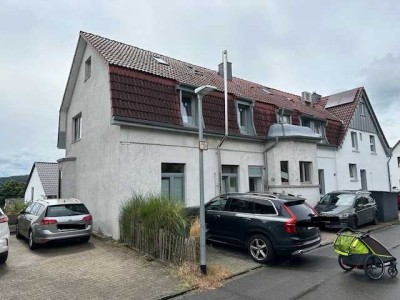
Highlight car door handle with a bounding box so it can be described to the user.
[242,217,252,221]
[213,214,221,218]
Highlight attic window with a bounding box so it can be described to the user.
[84,57,91,81]
[261,88,272,94]
[153,56,169,65]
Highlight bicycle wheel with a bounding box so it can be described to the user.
[338,255,354,271]
[364,255,384,280]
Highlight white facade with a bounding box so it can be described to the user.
[389,142,400,191]
[24,167,45,202]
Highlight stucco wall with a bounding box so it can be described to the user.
[24,167,45,202]
[62,42,121,237]
[335,129,389,191]
[389,144,400,191]
[266,140,320,205]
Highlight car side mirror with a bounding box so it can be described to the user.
[356,204,363,208]
[20,209,25,214]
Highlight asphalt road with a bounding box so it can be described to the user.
[184,225,400,300]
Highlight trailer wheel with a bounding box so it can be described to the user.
[364,255,384,280]
[388,266,398,278]
[338,255,354,271]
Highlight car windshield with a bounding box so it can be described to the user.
[46,204,89,217]
[319,193,355,206]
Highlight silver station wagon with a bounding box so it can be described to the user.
[16,199,93,249]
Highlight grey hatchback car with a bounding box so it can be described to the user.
[16,199,92,250]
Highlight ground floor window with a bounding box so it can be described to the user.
[280,161,289,184]
[161,163,184,202]
[299,161,312,183]
[318,169,325,195]
[349,164,357,180]
[222,165,238,194]
[248,166,263,192]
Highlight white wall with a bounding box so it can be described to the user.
[266,140,320,206]
[335,130,389,191]
[61,42,121,237]
[389,144,400,191]
[317,146,338,195]
[24,167,45,202]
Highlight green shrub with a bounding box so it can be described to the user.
[120,193,189,242]
[4,200,28,215]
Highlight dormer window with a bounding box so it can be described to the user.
[301,117,325,138]
[236,101,255,135]
[180,92,197,126]
[360,101,365,116]
[276,108,293,124]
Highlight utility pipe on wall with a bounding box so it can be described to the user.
[217,50,229,194]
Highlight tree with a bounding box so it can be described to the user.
[0,180,26,207]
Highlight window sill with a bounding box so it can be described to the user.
[352,150,360,153]
[350,179,358,182]
[371,152,377,155]
[72,138,81,144]
[300,181,313,184]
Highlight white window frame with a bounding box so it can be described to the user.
[351,131,358,151]
[369,135,376,153]
[301,117,326,138]
[280,161,289,184]
[222,165,239,193]
[180,91,198,127]
[349,164,358,181]
[72,113,82,142]
[85,56,91,81]
[299,161,312,183]
[236,100,255,135]
[360,101,365,116]
[161,163,185,203]
[248,166,263,192]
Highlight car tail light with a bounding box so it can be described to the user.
[283,205,296,234]
[0,215,9,223]
[82,215,92,222]
[40,218,58,225]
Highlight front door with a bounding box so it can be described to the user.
[360,169,367,190]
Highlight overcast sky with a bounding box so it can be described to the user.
[1,0,400,177]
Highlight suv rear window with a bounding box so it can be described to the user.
[285,201,315,220]
[46,204,89,217]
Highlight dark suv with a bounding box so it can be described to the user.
[205,193,321,263]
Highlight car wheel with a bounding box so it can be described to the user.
[15,222,22,239]
[0,251,8,264]
[247,234,275,263]
[348,216,357,229]
[372,213,379,225]
[28,230,37,250]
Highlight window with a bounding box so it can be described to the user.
[277,114,291,124]
[73,113,82,142]
[222,165,238,193]
[206,197,228,211]
[299,161,312,183]
[280,161,289,184]
[31,187,34,201]
[370,135,376,153]
[248,166,263,192]
[351,132,358,151]
[303,119,323,136]
[360,102,365,116]
[349,164,357,180]
[85,56,91,81]
[180,93,197,126]
[398,157,400,167]
[46,204,89,217]
[252,199,276,215]
[226,198,250,213]
[236,102,255,135]
[161,163,185,202]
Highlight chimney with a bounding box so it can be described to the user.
[311,92,321,103]
[218,61,232,81]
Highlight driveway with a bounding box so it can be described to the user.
[0,235,183,300]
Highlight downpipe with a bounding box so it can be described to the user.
[264,137,279,192]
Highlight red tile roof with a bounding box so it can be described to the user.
[82,31,350,144]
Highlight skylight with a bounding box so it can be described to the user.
[153,56,169,65]
[261,88,272,94]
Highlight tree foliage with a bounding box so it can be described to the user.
[0,180,26,206]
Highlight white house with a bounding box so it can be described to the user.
[57,32,391,238]
[389,141,400,191]
[24,162,59,202]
